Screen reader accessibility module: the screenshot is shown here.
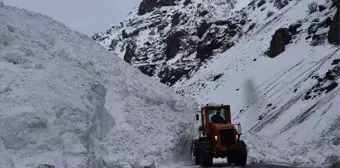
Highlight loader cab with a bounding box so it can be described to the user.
[208,107,230,124]
[196,104,232,136]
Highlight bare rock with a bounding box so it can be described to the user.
[165,31,186,60]
[266,28,292,58]
[124,42,136,64]
[138,0,176,15]
[328,8,340,44]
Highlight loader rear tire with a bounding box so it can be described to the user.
[194,151,200,165]
[191,140,200,165]
[199,140,213,167]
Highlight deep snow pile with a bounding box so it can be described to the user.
[0,4,197,168]
[173,0,340,167]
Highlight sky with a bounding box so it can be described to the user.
[3,0,140,36]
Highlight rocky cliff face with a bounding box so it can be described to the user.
[328,7,339,44]
[92,0,251,86]
[94,0,339,87]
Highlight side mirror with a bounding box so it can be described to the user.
[196,114,199,120]
[237,123,242,135]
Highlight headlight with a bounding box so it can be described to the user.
[214,136,218,141]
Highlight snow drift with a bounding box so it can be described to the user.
[0,3,197,168]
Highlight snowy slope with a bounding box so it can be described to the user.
[0,3,198,168]
[173,0,340,167]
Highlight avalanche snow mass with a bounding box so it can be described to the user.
[95,0,340,167]
[0,3,197,168]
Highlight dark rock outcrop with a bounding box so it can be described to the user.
[319,5,326,12]
[331,0,339,8]
[165,31,186,60]
[171,12,181,27]
[331,59,340,65]
[328,8,340,44]
[158,66,192,86]
[37,165,56,168]
[274,0,289,9]
[304,61,340,100]
[212,73,223,81]
[124,42,136,64]
[138,0,176,15]
[319,17,332,28]
[138,64,157,76]
[197,21,212,38]
[183,0,191,6]
[308,23,319,34]
[288,23,302,35]
[311,33,327,46]
[196,39,223,61]
[257,0,266,7]
[266,28,292,58]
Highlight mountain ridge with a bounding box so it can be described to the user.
[93,0,247,86]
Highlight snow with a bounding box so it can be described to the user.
[0,5,198,168]
[0,152,15,168]
[233,0,251,12]
[173,0,340,167]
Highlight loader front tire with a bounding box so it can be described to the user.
[227,156,235,164]
[235,141,247,166]
[234,151,247,166]
[199,152,213,167]
[199,140,213,167]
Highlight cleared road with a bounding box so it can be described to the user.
[166,159,302,168]
[175,163,301,168]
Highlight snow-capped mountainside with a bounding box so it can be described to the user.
[173,0,340,167]
[93,0,250,86]
[0,3,197,168]
[95,0,340,167]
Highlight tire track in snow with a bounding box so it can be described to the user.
[249,49,340,133]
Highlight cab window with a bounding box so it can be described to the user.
[208,107,228,124]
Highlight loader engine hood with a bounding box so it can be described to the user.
[210,124,237,136]
[211,124,235,130]
[211,124,238,146]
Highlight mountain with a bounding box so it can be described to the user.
[93,0,244,86]
[0,3,197,168]
[94,0,340,167]
[183,0,340,166]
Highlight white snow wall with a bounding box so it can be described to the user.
[0,4,197,168]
